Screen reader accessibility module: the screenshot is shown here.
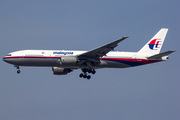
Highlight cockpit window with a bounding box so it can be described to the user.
[6,54,12,56]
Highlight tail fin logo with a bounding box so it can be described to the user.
[148,39,162,50]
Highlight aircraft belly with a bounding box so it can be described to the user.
[6,58,60,66]
[25,58,59,66]
[99,60,131,68]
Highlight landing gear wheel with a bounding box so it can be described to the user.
[83,74,87,78]
[17,70,21,74]
[87,75,91,80]
[92,69,96,74]
[88,69,92,73]
[79,73,83,78]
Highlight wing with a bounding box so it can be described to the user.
[77,36,128,61]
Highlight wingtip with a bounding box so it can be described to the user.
[122,36,129,39]
[170,50,176,52]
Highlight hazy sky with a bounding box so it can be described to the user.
[0,0,179,120]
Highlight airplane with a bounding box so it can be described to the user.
[3,28,175,79]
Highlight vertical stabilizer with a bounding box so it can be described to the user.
[138,28,168,55]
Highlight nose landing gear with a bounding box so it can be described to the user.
[14,65,21,74]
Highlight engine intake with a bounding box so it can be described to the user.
[52,67,72,75]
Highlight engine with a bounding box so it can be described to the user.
[60,56,78,65]
[52,67,72,75]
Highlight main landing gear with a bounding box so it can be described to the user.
[14,65,21,74]
[79,69,96,80]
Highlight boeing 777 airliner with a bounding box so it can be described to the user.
[3,28,175,79]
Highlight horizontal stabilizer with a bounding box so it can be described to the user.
[148,50,175,59]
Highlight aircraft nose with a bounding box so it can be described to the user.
[3,56,8,62]
[3,56,15,64]
[3,53,12,63]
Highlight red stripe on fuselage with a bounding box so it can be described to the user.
[99,57,161,65]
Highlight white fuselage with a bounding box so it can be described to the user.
[3,50,162,69]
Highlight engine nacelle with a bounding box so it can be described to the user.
[52,67,72,75]
[60,56,78,65]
